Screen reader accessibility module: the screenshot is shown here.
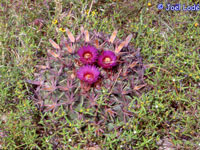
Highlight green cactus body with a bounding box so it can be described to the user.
[29,27,146,127]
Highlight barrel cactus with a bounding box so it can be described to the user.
[28,27,146,132]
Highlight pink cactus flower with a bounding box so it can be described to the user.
[77,45,98,64]
[77,65,100,84]
[98,51,117,69]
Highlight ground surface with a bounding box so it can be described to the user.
[0,0,200,149]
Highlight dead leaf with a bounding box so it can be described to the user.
[94,39,99,49]
[124,34,133,47]
[84,146,101,150]
[42,86,56,92]
[80,26,84,34]
[57,86,69,91]
[64,42,73,53]
[115,41,126,54]
[143,63,155,69]
[71,73,75,79]
[66,28,75,42]
[47,49,59,58]
[49,39,60,50]
[134,84,147,90]
[129,61,138,68]
[109,30,118,43]
[44,104,57,112]
[35,65,49,70]
[84,30,90,42]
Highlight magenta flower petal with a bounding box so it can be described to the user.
[77,45,98,64]
[98,51,117,69]
[77,65,100,84]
